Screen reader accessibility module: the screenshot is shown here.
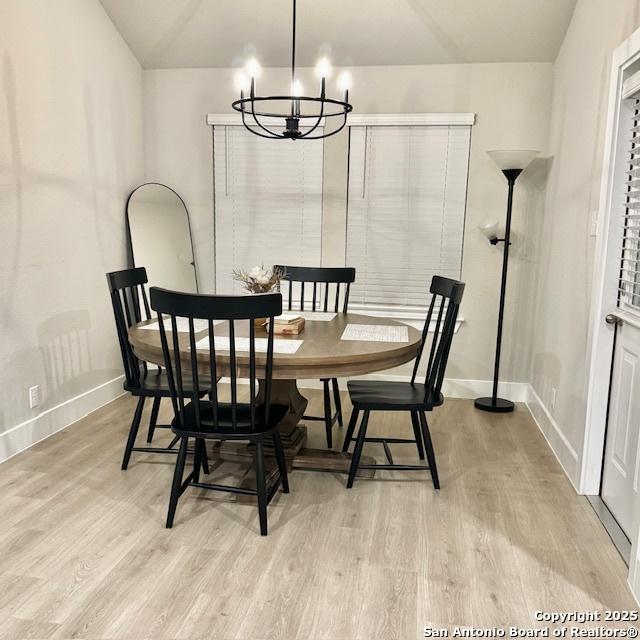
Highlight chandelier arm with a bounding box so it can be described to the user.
[249,96,284,138]
[241,105,282,139]
[301,112,349,140]
[243,124,285,140]
[297,101,325,139]
[232,95,352,118]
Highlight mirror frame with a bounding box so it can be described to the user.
[125,182,199,293]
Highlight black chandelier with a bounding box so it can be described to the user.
[231,0,353,140]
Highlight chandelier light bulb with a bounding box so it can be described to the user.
[291,79,304,96]
[244,57,262,79]
[234,71,250,93]
[337,71,352,92]
[314,57,332,79]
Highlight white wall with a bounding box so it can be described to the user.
[0,0,144,459]
[525,0,640,487]
[144,62,553,386]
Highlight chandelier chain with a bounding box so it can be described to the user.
[291,0,296,84]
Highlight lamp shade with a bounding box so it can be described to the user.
[479,220,500,240]
[487,149,539,171]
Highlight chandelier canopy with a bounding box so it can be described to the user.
[231,0,353,140]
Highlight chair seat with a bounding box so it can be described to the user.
[347,380,443,411]
[125,369,210,398]
[171,401,288,438]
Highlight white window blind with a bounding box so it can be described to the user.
[618,80,640,311]
[346,125,471,310]
[213,125,324,294]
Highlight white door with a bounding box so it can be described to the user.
[600,83,640,539]
[602,314,640,537]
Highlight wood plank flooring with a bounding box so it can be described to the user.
[0,391,635,639]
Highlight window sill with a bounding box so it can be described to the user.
[349,304,465,333]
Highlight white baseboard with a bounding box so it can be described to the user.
[441,377,529,401]
[0,376,126,464]
[295,374,530,401]
[525,383,580,490]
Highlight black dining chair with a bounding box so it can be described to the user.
[342,276,465,489]
[275,265,356,449]
[150,287,289,535]
[106,267,209,471]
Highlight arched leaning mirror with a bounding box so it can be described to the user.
[126,183,198,293]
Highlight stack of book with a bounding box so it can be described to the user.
[270,313,305,335]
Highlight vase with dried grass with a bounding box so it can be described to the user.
[232,266,284,327]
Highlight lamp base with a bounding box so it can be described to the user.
[474,397,515,413]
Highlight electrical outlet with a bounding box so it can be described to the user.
[551,387,557,411]
[29,385,40,409]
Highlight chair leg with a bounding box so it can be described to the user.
[193,438,204,483]
[166,436,189,528]
[419,411,440,489]
[331,378,343,427]
[273,431,290,493]
[201,441,210,475]
[122,396,146,470]
[146,396,161,443]
[347,410,370,489]
[411,411,425,460]
[342,408,360,452]
[323,379,333,449]
[255,441,268,536]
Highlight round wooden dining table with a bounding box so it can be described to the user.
[128,313,422,476]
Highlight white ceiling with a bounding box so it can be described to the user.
[99,0,577,70]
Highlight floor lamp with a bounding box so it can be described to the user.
[475,149,539,413]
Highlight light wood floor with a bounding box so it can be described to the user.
[0,391,635,639]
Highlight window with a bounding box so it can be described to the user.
[346,123,471,313]
[213,125,324,294]
[618,72,640,311]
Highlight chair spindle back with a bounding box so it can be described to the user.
[150,288,282,434]
[106,267,153,388]
[275,265,356,313]
[411,276,465,400]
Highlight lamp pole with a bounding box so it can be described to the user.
[475,145,541,411]
[475,168,522,413]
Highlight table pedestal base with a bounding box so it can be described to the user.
[215,379,375,500]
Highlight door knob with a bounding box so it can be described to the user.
[606,313,624,326]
